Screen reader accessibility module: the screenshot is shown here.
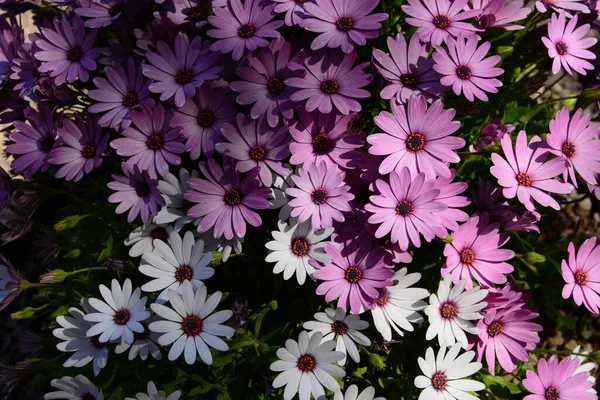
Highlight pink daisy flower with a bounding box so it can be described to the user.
[535,0,590,13]
[490,130,573,212]
[442,216,515,289]
[561,236,600,314]
[367,95,463,179]
[542,11,597,76]
[285,161,355,230]
[431,170,470,238]
[472,0,531,31]
[313,242,394,314]
[272,0,310,26]
[523,356,596,400]
[432,35,504,102]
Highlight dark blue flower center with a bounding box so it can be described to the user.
[175,69,193,85]
[146,134,163,150]
[400,72,419,87]
[395,200,414,217]
[91,335,105,349]
[122,92,138,108]
[296,354,316,372]
[197,111,214,127]
[223,189,242,206]
[133,324,150,341]
[181,315,203,336]
[433,15,450,29]
[291,237,310,256]
[336,16,353,31]
[320,79,339,94]
[175,265,193,282]
[487,321,503,337]
[40,135,55,152]
[66,46,83,62]
[238,23,256,38]
[456,65,472,80]
[330,320,348,335]
[312,133,331,152]
[555,42,568,56]
[545,387,559,400]
[135,182,151,198]
[267,77,284,94]
[431,372,448,390]
[405,133,425,152]
[249,145,266,161]
[561,141,575,157]
[113,308,131,326]
[345,266,362,283]
[81,145,96,159]
[310,189,328,205]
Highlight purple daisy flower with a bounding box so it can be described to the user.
[289,106,364,170]
[490,130,573,211]
[48,115,108,182]
[170,85,236,160]
[470,118,514,152]
[542,11,597,76]
[431,170,470,237]
[298,0,388,54]
[34,16,101,85]
[286,49,372,115]
[0,18,22,88]
[561,236,600,314]
[215,113,291,187]
[10,42,41,100]
[110,105,185,178]
[535,0,590,13]
[157,0,212,29]
[471,0,531,31]
[402,0,481,46]
[313,242,394,314]
[364,167,447,251]
[523,356,596,400]
[372,33,444,103]
[88,57,155,130]
[272,0,311,26]
[184,158,271,240]
[108,163,166,224]
[230,38,302,128]
[75,0,127,28]
[207,0,283,61]
[367,95,463,179]
[433,35,504,102]
[142,33,221,107]
[285,161,355,230]
[7,105,62,178]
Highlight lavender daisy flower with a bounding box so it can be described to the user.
[230,38,302,127]
[402,0,481,46]
[48,115,108,182]
[157,0,212,29]
[286,50,372,115]
[7,105,62,178]
[216,114,291,187]
[143,34,221,107]
[433,35,504,102]
[34,16,101,85]
[111,105,185,178]
[10,42,41,100]
[108,163,166,224]
[170,85,236,160]
[207,0,283,61]
[88,57,155,130]
[535,0,590,13]
[0,18,22,88]
[75,0,127,28]
[372,33,444,103]
[272,0,310,26]
[298,0,388,54]
[472,0,531,31]
[542,11,597,76]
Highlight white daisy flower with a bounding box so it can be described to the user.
[149,280,235,365]
[265,218,333,285]
[371,268,429,341]
[155,168,201,229]
[333,385,386,400]
[571,345,597,393]
[84,279,150,345]
[124,223,174,257]
[303,307,370,366]
[115,317,162,361]
[53,299,109,376]
[44,375,103,400]
[198,229,243,262]
[140,231,214,301]
[269,170,293,221]
[270,330,345,400]
[424,275,487,349]
[125,381,181,400]
[414,345,485,400]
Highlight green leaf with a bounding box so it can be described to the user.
[64,249,81,259]
[253,300,277,338]
[482,374,522,395]
[557,314,577,330]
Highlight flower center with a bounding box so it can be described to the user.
[151,227,169,241]
[456,65,472,80]
[223,189,242,206]
[310,189,328,205]
[561,141,575,157]
[487,321,503,337]
[291,237,310,256]
[555,42,568,56]
[460,248,475,264]
[376,292,389,306]
[122,92,138,108]
[345,266,363,283]
[297,354,316,372]
[347,115,366,133]
[405,133,425,152]
[400,72,419,87]
[181,315,203,336]
[312,132,331,152]
[516,171,532,187]
[135,182,151,198]
[81,145,96,159]
[440,302,457,320]
[66,46,83,62]
[335,16,353,31]
[109,3,123,17]
[40,135,55,152]
[320,79,339,94]
[81,393,96,400]
[295,0,309,3]
[267,77,284,94]
[91,335,105,349]
[113,308,131,326]
[175,69,193,85]
[431,372,448,390]
[146,134,163,150]
[197,111,215,127]
[433,15,450,29]
[575,270,588,285]
[175,264,193,282]
[237,23,255,38]
[544,387,560,400]
[249,145,266,161]
[395,200,414,217]
[331,320,348,335]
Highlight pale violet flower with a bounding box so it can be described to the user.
[334,385,386,400]
[155,168,201,229]
[114,317,162,361]
[124,223,174,257]
[124,381,181,400]
[44,375,103,400]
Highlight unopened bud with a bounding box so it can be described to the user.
[523,252,546,265]
[11,307,37,320]
[54,214,90,232]
[39,269,68,284]
[368,353,386,370]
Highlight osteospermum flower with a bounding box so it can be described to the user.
[523,356,596,400]
[298,0,388,54]
[34,16,101,85]
[207,0,283,61]
[126,223,173,258]
[115,319,162,361]
[125,381,181,400]
[570,345,598,394]
[155,168,201,229]
[143,34,221,107]
[313,243,394,314]
[368,96,463,179]
[414,345,485,399]
[490,130,573,211]
[269,331,345,400]
[402,0,481,46]
[372,33,444,103]
[44,375,103,400]
[286,50,372,115]
[546,106,600,187]
[472,0,531,31]
[561,236,600,314]
[0,19,21,88]
[431,171,470,238]
[433,35,504,102]
[272,0,309,26]
[535,0,590,13]
[285,162,354,230]
[543,11,596,76]
[149,281,234,365]
[75,0,127,28]
[0,255,20,312]
[470,118,515,152]
[334,385,386,400]
[425,276,488,348]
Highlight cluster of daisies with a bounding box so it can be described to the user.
[0,0,599,398]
